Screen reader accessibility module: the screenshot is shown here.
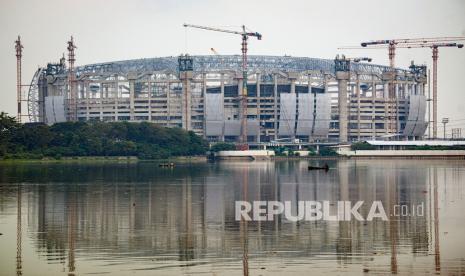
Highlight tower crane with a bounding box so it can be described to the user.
[361,37,465,135]
[183,23,262,147]
[339,39,464,139]
[359,37,465,68]
[401,42,463,139]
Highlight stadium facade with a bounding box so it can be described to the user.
[28,55,428,142]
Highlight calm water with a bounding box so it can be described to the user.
[0,159,464,275]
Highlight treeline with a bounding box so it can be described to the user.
[0,112,207,160]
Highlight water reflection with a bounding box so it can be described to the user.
[0,160,464,275]
[16,184,22,276]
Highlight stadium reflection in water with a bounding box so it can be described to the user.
[0,160,465,275]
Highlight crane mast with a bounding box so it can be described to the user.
[15,36,23,123]
[341,38,464,139]
[183,23,262,147]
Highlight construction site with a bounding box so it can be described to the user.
[14,27,465,145]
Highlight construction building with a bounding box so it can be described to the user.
[26,55,428,142]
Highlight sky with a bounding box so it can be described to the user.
[1,0,464,132]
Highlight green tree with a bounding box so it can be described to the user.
[0,115,208,160]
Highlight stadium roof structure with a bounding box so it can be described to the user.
[73,55,411,78]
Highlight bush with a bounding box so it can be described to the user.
[319,147,338,156]
[0,112,208,160]
[351,142,376,151]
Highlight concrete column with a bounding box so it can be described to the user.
[237,77,243,142]
[289,72,298,94]
[180,71,193,131]
[128,74,136,121]
[383,81,389,99]
[336,71,349,143]
[256,73,261,143]
[356,74,361,140]
[372,77,376,139]
[308,73,313,142]
[288,72,298,141]
[273,74,278,140]
[237,78,243,114]
[220,73,225,142]
[167,80,171,126]
[307,73,312,93]
[383,81,389,135]
[100,82,104,121]
[86,82,91,121]
[148,79,152,121]
[202,73,207,138]
[323,75,329,143]
[114,80,118,121]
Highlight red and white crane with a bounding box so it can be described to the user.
[340,37,464,138]
[183,23,262,147]
[359,37,465,68]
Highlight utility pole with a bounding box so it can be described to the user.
[441,118,449,140]
[15,36,23,123]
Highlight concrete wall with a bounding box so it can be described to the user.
[340,150,465,157]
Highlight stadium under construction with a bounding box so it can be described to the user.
[26,54,428,143]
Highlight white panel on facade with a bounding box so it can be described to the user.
[206,121,223,136]
[403,94,427,137]
[224,120,259,136]
[205,93,224,136]
[278,93,296,136]
[403,95,417,136]
[224,120,241,136]
[45,96,66,125]
[414,122,428,137]
[413,95,427,136]
[313,93,331,137]
[246,120,260,136]
[296,93,314,136]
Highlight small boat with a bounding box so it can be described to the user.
[159,162,175,168]
[308,164,329,171]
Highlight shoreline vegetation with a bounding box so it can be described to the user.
[2,112,463,162]
[0,112,206,161]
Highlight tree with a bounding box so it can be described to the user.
[0,112,19,156]
[0,114,208,160]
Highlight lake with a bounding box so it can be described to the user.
[0,159,464,275]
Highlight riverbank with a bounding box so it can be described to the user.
[3,154,464,164]
[272,155,465,160]
[0,155,208,164]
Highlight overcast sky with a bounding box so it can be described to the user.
[1,0,464,131]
